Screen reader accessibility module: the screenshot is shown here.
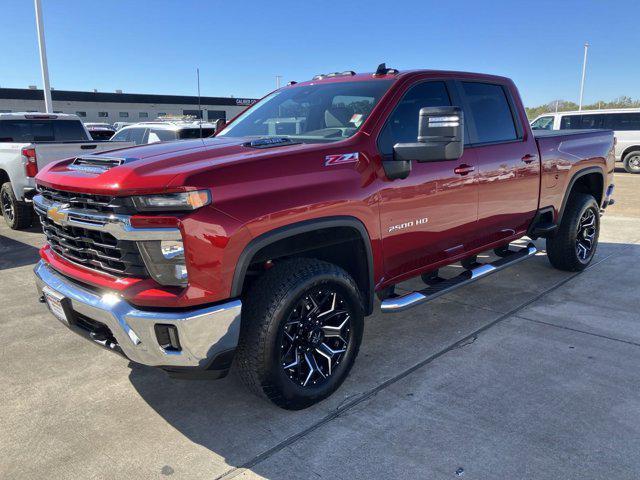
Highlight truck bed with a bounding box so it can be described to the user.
[534,128,615,222]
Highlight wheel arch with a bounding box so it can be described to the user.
[231,216,375,315]
[557,166,605,225]
[621,145,640,161]
[0,168,10,185]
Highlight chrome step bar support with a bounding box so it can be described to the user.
[381,244,537,313]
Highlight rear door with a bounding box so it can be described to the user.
[378,79,478,279]
[456,80,540,248]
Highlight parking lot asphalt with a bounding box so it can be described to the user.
[1,170,639,480]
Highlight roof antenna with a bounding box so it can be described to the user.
[374,63,398,76]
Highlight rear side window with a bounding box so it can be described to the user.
[461,82,518,144]
[559,115,580,129]
[606,112,640,131]
[178,128,215,139]
[560,114,606,129]
[377,81,451,157]
[149,129,177,142]
[112,128,146,144]
[0,120,88,142]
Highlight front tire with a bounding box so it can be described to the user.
[622,151,640,174]
[236,258,364,410]
[546,193,600,271]
[1,182,33,230]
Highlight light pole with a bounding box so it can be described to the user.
[34,0,53,113]
[578,42,589,111]
[275,75,282,89]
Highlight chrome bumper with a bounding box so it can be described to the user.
[34,260,241,369]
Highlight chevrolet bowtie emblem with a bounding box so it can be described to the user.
[47,205,69,225]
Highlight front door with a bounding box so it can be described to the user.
[377,80,479,281]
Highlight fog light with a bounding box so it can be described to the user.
[155,324,181,351]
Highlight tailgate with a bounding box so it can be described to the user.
[34,141,135,170]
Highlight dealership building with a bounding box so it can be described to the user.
[0,87,258,123]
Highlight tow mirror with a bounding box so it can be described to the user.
[393,106,464,163]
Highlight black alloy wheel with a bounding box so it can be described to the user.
[1,188,14,223]
[576,208,597,262]
[280,288,352,387]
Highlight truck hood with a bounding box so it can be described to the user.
[35,137,315,195]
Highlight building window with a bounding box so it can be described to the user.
[207,110,227,122]
[54,111,63,114]
[183,109,203,119]
[158,112,167,118]
[98,111,109,117]
[76,111,87,117]
[0,110,11,113]
[139,112,149,118]
[119,112,129,118]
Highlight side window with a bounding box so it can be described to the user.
[149,129,176,142]
[580,114,605,129]
[377,81,451,157]
[111,129,130,142]
[606,113,640,131]
[461,82,517,144]
[531,116,554,130]
[560,115,581,129]
[128,128,147,145]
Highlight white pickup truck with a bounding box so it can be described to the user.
[0,113,133,229]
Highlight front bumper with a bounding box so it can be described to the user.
[34,260,242,374]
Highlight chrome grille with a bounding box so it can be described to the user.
[38,186,119,213]
[35,188,147,277]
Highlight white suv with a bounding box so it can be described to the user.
[110,121,217,145]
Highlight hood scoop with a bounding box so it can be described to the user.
[68,155,135,173]
[244,137,300,149]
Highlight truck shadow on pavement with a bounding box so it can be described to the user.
[125,239,638,478]
[0,232,41,270]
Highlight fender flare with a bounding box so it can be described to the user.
[230,216,375,315]
[557,166,605,224]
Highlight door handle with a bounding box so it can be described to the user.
[521,154,537,164]
[454,164,475,176]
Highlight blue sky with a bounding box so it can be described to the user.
[1,0,638,106]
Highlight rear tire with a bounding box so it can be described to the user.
[622,151,640,174]
[1,182,33,230]
[546,193,599,271]
[236,258,364,410]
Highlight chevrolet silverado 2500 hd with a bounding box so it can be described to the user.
[0,113,133,229]
[33,66,615,409]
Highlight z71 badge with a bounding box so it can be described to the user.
[324,152,359,166]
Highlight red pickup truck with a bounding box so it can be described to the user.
[33,65,615,409]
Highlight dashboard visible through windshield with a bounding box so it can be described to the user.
[218,80,394,143]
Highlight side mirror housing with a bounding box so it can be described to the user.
[393,106,464,163]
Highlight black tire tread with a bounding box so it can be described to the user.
[622,150,640,174]
[235,257,362,409]
[546,192,598,271]
[1,182,33,230]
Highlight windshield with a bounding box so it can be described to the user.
[218,80,393,143]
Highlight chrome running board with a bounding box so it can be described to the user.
[380,244,537,313]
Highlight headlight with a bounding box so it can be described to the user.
[132,190,211,212]
[138,240,188,286]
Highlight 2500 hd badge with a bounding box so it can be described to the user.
[388,217,429,233]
